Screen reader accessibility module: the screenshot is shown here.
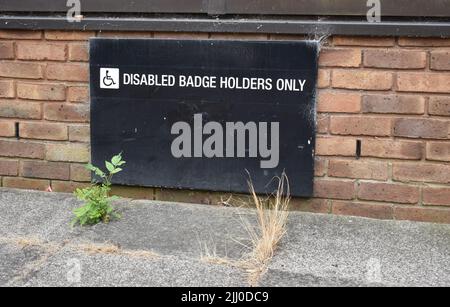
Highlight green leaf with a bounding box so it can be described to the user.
[110,167,122,175]
[85,163,96,171]
[111,154,122,166]
[105,161,115,173]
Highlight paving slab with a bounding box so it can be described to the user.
[261,213,450,287]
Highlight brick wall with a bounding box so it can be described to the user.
[0,30,449,223]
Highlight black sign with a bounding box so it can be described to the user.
[89,39,318,197]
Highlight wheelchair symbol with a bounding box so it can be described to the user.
[103,70,116,87]
[100,68,119,89]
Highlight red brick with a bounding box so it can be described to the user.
[319,48,361,67]
[428,96,450,116]
[317,91,361,113]
[68,125,90,142]
[430,51,450,71]
[397,73,450,93]
[364,49,426,69]
[44,103,89,122]
[269,34,308,41]
[46,63,88,82]
[393,163,450,184]
[362,95,425,114]
[0,30,42,40]
[70,163,91,182]
[332,201,393,220]
[314,157,327,177]
[0,62,43,79]
[332,70,393,90]
[423,187,450,206]
[393,118,448,139]
[45,31,95,41]
[68,43,89,61]
[315,137,356,157]
[20,122,68,141]
[289,198,330,214]
[0,121,15,137]
[317,69,330,88]
[0,80,14,98]
[329,159,388,181]
[0,140,45,159]
[330,116,392,136]
[51,181,91,193]
[314,179,355,200]
[394,206,450,224]
[0,159,18,176]
[21,161,70,180]
[358,182,419,204]
[46,143,90,162]
[17,83,66,101]
[333,36,395,47]
[316,114,329,134]
[67,86,89,103]
[362,139,423,160]
[2,177,49,191]
[0,100,41,119]
[16,42,66,61]
[426,142,450,162]
[398,38,450,47]
[0,41,14,59]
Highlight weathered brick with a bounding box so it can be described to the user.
[430,51,450,71]
[16,42,66,61]
[0,62,43,79]
[332,70,393,90]
[45,31,95,41]
[428,96,450,116]
[51,181,90,193]
[330,116,392,136]
[316,114,329,134]
[358,182,419,204]
[423,187,450,206]
[0,41,14,59]
[332,201,393,220]
[394,206,450,224]
[393,118,448,139]
[397,73,450,93]
[154,32,209,39]
[290,198,330,214]
[269,34,308,41]
[46,63,88,82]
[210,33,267,40]
[393,163,450,184]
[0,159,18,176]
[313,179,355,200]
[68,43,89,61]
[0,30,42,40]
[2,177,49,191]
[398,38,450,47]
[364,49,426,69]
[70,164,91,182]
[317,69,330,88]
[426,142,450,162]
[362,95,425,114]
[44,103,89,122]
[319,48,361,67]
[0,100,41,119]
[315,137,356,157]
[155,188,212,205]
[111,185,154,200]
[67,86,89,103]
[317,91,361,113]
[0,140,45,159]
[329,159,388,181]
[21,161,70,180]
[362,139,423,160]
[68,125,90,142]
[46,143,90,162]
[17,83,66,101]
[0,121,15,137]
[314,157,327,177]
[0,80,14,98]
[20,122,68,141]
[333,36,395,47]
